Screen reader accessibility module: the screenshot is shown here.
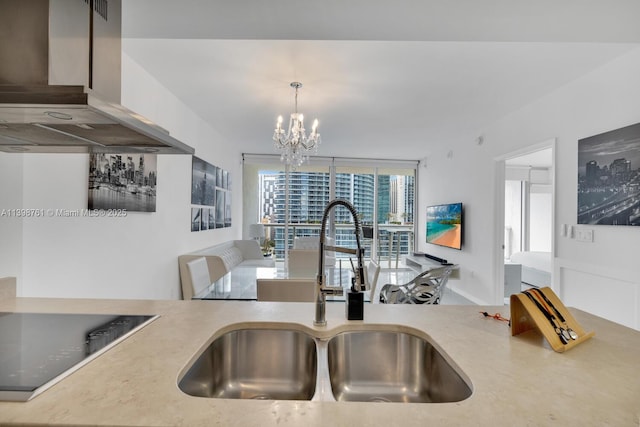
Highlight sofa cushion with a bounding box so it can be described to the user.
[239,259,279,268]
[233,240,265,259]
[195,241,234,256]
[219,247,244,271]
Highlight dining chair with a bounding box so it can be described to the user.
[366,259,381,303]
[256,278,316,302]
[185,257,213,299]
[379,265,453,305]
[292,235,336,266]
[287,249,318,278]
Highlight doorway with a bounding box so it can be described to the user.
[495,140,556,304]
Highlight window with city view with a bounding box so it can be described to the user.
[243,156,417,265]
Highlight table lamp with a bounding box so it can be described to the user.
[249,223,265,242]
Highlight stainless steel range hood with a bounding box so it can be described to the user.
[0,0,194,154]
[0,85,195,154]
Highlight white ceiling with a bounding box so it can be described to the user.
[121,1,640,160]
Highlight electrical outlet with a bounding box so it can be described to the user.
[575,228,594,242]
[584,229,594,242]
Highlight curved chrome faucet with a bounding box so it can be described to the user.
[314,199,366,326]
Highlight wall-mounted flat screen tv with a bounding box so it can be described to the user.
[426,203,463,250]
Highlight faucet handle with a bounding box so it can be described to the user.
[321,285,344,296]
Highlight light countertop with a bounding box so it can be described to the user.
[0,296,639,426]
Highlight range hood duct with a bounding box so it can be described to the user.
[0,0,194,155]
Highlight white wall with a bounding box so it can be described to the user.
[418,142,494,305]
[419,47,640,328]
[0,53,243,299]
[0,154,23,288]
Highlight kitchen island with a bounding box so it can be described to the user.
[0,296,639,426]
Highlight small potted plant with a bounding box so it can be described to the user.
[262,238,275,257]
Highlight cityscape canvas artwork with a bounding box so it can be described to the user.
[191,156,231,231]
[88,153,157,212]
[578,121,640,226]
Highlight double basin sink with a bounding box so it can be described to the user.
[178,324,472,403]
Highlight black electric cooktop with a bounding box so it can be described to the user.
[0,312,157,401]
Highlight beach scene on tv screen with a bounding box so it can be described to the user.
[426,203,462,249]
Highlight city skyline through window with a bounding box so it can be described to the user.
[253,163,416,262]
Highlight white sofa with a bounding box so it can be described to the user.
[178,240,275,299]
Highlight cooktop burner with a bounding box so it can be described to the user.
[0,312,157,401]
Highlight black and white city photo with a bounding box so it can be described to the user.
[191,207,201,232]
[191,157,216,206]
[88,153,157,212]
[190,156,231,231]
[207,208,215,230]
[215,189,225,228]
[578,121,640,226]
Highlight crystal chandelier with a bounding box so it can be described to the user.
[273,82,320,170]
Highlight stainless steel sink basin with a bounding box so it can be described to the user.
[178,325,472,403]
[326,330,472,403]
[178,328,317,400]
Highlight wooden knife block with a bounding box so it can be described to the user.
[510,287,594,353]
